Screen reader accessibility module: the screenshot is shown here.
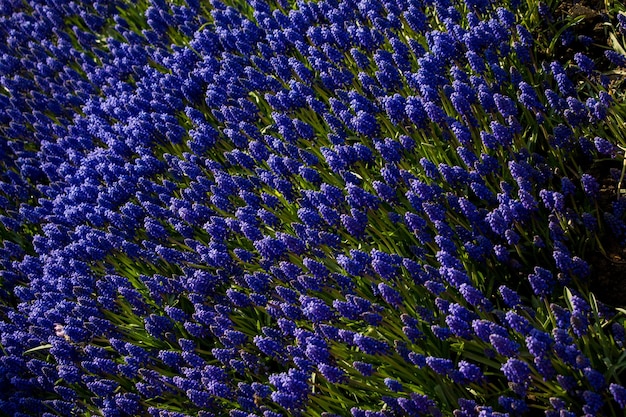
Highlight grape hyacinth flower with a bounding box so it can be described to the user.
[501,358,531,384]
[1,1,626,416]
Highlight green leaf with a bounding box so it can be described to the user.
[23,344,53,354]
[609,32,626,56]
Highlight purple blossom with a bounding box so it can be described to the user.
[383,94,407,125]
[2,2,624,416]
[459,283,492,309]
[406,96,428,128]
[490,333,520,357]
[612,323,626,347]
[425,280,446,295]
[493,94,518,118]
[384,378,404,392]
[594,136,617,156]
[427,31,459,61]
[318,364,346,383]
[299,296,333,323]
[458,360,483,383]
[582,390,603,414]
[451,92,472,115]
[505,311,532,335]
[353,333,389,355]
[501,358,531,384]
[584,367,605,391]
[426,356,454,376]
[581,174,600,198]
[346,183,380,210]
[446,314,473,339]
[498,285,521,308]
[352,110,379,137]
[269,369,310,411]
[254,336,286,361]
[378,283,403,306]
[303,258,329,280]
[528,266,555,296]
[498,396,528,415]
[372,181,398,203]
[371,249,399,280]
[341,210,368,237]
[619,13,626,34]
[610,383,626,408]
[605,50,626,67]
[352,361,374,376]
[574,52,595,76]
[550,61,576,96]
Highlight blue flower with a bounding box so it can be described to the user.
[427,30,459,61]
[300,296,333,323]
[459,283,492,310]
[254,336,286,362]
[269,369,310,411]
[352,361,374,377]
[86,378,119,397]
[493,94,518,118]
[574,52,595,76]
[318,364,346,383]
[424,101,448,125]
[593,136,617,157]
[446,314,472,339]
[378,283,403,306]
[303,258,329,280]
[371,249,399,280]
[582,390,603,414]
[297,207,323,227]
[458,360,483,383]
[405,96,428,128]
[472,319,507,343]
[504,311,531,336]
[618,12,626,34]
[353,333,389,355]
[580,174,599,198]
[611,383,626,409]
[528,267,555,296]
[612,322,626,348]
[372,181,398,203]
[352,110,380,137]
[498,285,521,308]
[425,280,446,295]
[384,378,403,392]
[501,358,531,384]
[375,62,403,91]
[550,61,576,96]
[498,396,528,415]
[346,183,379,210]
[517,81,544,112]
[583,367,605,391]
[451,91,472,116]
[426,356,454,376]
[341,209,368,238]
[605,50,626,67]
[490,334,520,357]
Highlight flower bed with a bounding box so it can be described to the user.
[1,0,626,416]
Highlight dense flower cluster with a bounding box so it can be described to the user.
[1,0,626,416]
